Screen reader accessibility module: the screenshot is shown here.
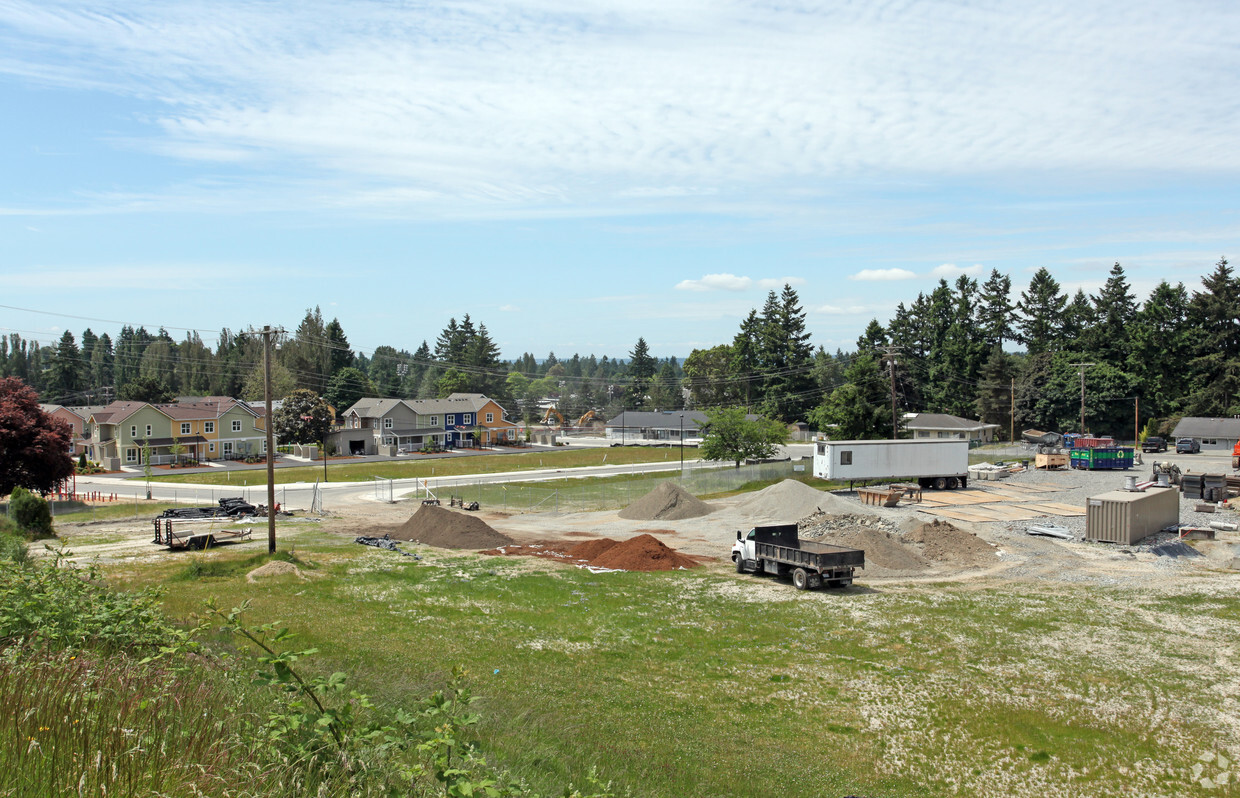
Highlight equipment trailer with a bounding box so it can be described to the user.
[732,524,864,590]
[153,518,253,550]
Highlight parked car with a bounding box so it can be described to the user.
[1141,436,1167,453]
[1176,437,1201,454]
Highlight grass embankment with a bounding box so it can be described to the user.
[106,535,1232,798]
[146,447,692,487]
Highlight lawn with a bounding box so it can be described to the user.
[107,531,1234,798]
[145,447,696,486]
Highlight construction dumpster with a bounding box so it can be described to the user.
[1085,487,1180,545]
[1070,446,1134,470]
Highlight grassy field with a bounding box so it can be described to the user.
[146,447,694,486]
[106,530,1236,798]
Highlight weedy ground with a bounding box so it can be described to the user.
[98,528,1240,798]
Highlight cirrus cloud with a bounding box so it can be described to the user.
[675,273,805,292]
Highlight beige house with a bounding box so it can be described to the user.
[904,413,1001,443]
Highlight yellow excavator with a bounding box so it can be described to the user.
[540,407,565,426]
[577,410,603,427]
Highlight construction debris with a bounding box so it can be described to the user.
[1027,524,1074,540]
[355,534,421,557]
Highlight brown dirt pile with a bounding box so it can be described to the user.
[618,481,714,521]
[589,533,701,571]
[246,561,305,582]
[810,527,931,575]
[901,518,999,568]
[567,538,620,560]
[388,504,514,549]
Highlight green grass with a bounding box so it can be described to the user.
[51,500,179,523]
[145,447,694,486]
[101,536,1234,798]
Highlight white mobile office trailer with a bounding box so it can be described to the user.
[812,439,971,489]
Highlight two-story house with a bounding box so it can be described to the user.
[333,394,516,455]
[87,397,271,469]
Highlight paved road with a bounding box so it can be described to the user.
[71,458,735,512]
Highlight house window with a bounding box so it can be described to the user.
[205,421,215,434]
[223,442,233,456]
[181,423,191,435]
[839,450,853,465]
[126,448,137,463]
[384,418,393,429]
[384,436,394,446]
[261,440,267,453]
[447,414,455,425]
[232,420,242,432]
[507,429,514,440]
[146,424,152,437]
[209,443,215,453]
[486,413,494,423]
[130,425,137,438]
[430,416,438,426]
[463,414,471,424]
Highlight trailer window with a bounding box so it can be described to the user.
[839,450,852,465]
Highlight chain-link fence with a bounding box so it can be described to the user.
[432,460,804,514]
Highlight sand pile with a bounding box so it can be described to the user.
[738,480,878,522]
[388,504,514,549]
[807,526,931,575]
[588,534,700,571]
[246,561,305,582]
[619,482,714,521]
[901,518,999,568]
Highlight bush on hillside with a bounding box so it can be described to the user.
[8,487,53,540]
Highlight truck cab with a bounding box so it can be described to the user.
[1141,436,1167,453]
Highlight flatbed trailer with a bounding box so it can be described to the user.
[731,524,865,590]
[153,517,254,551]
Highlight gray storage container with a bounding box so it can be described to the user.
[1085,487,1180,545]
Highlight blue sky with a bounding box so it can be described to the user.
[2,0,1238,360]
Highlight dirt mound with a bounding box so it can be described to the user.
[246,561,305,582]
[738,480,878,522]
[567,537,621,560]
[811,527,931,575]
[901,518,999,568]
[618,481,714,521]
[388,504,514,549]
[589,533,701,571]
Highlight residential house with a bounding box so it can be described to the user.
[40,404,98,455]
[605,410,719,443]
[1170,417,1240,452]
[903,413,1001,443]
[332,394,517,455]
[86,397,270,469]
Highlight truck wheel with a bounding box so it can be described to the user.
[734,555,745,573]
[934,477,947,490]
[792,568,809,590]
[946,477,959,490]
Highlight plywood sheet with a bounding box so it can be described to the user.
[918,507,999,523]
[1018,502,1086,517]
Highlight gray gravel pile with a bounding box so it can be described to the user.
[798,510,896,538]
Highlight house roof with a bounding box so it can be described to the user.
[345,395,511,419]
[344,398,410,418]
[1171,417,1240,439]
[905,413,1000,432]
[605,410,736,429]
[89,401,166,425]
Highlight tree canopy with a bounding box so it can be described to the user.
[0,377,75,496]
[699,407,788,468]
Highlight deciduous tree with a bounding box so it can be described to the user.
[0,377,74,496]
[699,407,788,468]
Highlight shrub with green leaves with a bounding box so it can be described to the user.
[8,486,54,540]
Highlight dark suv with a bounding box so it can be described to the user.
[1142,436,1167,453]
[1176,438,1200,454]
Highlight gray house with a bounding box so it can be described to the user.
[1170,417,1240,452]
[904,413,1001,443]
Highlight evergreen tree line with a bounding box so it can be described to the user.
[6,256,1232,437]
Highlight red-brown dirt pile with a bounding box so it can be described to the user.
[588,533,701,571]
[618,481,714,521]
[388,504,514,549]
[567,538,620,560]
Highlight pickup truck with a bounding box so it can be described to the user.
[1141,436,1167,453]
[732,524,864,590]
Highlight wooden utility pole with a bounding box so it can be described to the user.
[1134,396,1139,447]
[262,326,277,554]
[1010,377,1015,444]
[1070,363,1095,435]
[882,344,900,439]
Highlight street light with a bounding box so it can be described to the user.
[679,412,684,476]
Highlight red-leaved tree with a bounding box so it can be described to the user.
[0,377,74,496]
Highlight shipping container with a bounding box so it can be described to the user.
[1084,487,1180,544]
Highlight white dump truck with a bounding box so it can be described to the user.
[812,438,971,490]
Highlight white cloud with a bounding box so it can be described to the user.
[850,268,917,282]
[675,273,804,292]
[930,263,985,279]
[814,303,870,315]
[1,1,1236,216]
[498,304,520,312]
